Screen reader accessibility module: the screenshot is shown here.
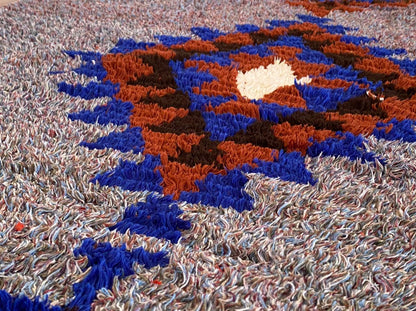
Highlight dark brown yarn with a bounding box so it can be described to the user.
[280,110,344,131]
[319,0,338,10]
[172,49,200,61]
[249,32,277,45]
[286,29,314,37]
[304,39,333,51]
[250,28,287,45]
[213,42,245,52]
[175,136,223,167]
[227,120,285,150]
[128,54,177,89]
[149,110,206,135]
[334,94,388,118]
[357,71,400,83]
[140,90,191,109]
[383,84,416,100]
[324,52,361,68]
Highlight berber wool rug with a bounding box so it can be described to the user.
[1,0,416,310]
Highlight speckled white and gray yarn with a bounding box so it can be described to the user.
[1,0,416,310]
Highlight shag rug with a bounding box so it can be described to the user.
[1,0,416,310]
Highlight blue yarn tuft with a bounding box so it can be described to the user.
[109,38,155,54]
[373,118,416,142]
[188,93,237,111]
[268,35,306,49]
[57,81,119,100]
[297,83,365,112]
[202,111,256,141]
[241,150,316,185]
[322,24,353,35]
[169,60,218,94]
[64,50,101,60]
[80,127,144,154]
[296,49,333,65]
[256,101,303,122]
[266,19,299,28]
[189,53,233,66]
[67,238,169,311]
[68,99,133,126]
[179,169,253,213]
[340,35,375,45]
[110,194,191,243]
[324,65,358,81]
[235,24,261,33]
[307,132,383,163]
[190,27,225,41]
[368,46,406,58]
[296,14,332,25]
[237,44,272,57]
[389,58,416,76]
[63,50,107,80]
[0,291,61,311]
[91,156,163,193]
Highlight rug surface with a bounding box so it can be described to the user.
[287,0,416,17]
[1,0,416,310]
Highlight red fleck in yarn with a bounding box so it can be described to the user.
[14,222,24,231]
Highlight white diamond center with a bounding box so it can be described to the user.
[236,57,311,100]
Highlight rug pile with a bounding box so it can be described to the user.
[1,0,416,310]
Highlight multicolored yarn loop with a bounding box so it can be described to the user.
[287,0,416,17]
[6,14,415,310]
